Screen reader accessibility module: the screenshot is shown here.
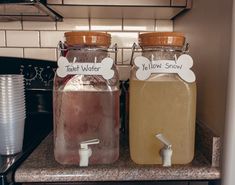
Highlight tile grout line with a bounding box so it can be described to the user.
[23,47,25,58]
[2,29,155,33]
[4,30,7,47]
[121,18,124,31]
[0,46,58,49]
[55,21,58,31]
[154,19,157,31]
[56,48,59,61]
[22,47,58,61]
[21,20,23,30]
[88,17,91,31]
[121,49,124,64]
[0,29,56,31]
[39,31,42,48]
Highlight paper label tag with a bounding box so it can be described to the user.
[56,56,115,80]
[133,54,196,83]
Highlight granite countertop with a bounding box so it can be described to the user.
[15,133,220,183]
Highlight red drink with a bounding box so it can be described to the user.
[53,89,119,165]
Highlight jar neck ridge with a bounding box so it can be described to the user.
[141,46,184,61]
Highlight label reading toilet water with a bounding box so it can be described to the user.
[56,56,115,80]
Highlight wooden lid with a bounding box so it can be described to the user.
[64,31,111,47]
[139,32,185,47]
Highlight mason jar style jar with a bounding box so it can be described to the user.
[53,32,120,166]
[129,32,197,165]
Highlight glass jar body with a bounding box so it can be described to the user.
[53,46,120,165]
[129,46,196,164]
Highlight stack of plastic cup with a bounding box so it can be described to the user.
[0,75,26,155]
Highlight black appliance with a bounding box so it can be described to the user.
[0,57,57,185]
[0,0,62,21]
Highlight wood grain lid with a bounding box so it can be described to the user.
[139,32,185,47]
[65,31,111,47]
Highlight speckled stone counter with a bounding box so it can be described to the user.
[15,133,220,183]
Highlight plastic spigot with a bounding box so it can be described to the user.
[79,139,100,167]
[156,133,173,167]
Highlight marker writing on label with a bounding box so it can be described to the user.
[151,63,162,69]
[165,63,182,70]
[65,65,80,72]
[56,56,115,80]
[134,55,196,83]
[142,63,162,71]
[81,64,101,72]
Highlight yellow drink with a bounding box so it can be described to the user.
[129,75,196,164]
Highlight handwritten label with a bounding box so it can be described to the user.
[134,54,196,83]
[56,56,115,80]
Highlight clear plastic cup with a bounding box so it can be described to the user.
[0,75,26,155]
[0,95,25,100]
[0,111,25,115]
[0,90,25,99]
[0,98,25,104]
[0,103,26,111]
[0,99,25,105]
[0,117,26,124]
[0,75,25,111]
[0,75,24,80]
[0,95,25,99]
[0,118,25,155]
[0,109,26,114]
[0,110,26,117]
[0,88,25,92]
[0,84,24,88]
[0,82,24,87]
[0,111,26,121]
[0,108,26,114]
[0,81,24,84]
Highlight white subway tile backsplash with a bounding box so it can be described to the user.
[1,19,171,64]
[108,49,122,64]
[0,31,5,46]
[110,32,138,48]
[0,48,23,58]
[47,0,62,4]
[23,22,56,30]
[123,49,142,65]
[117,65,131,81]
[123,49,132,64]
[57,19,89,31]
[91,19,122,31]
[123,19,155,31]
[24,48,57,61]
[90,7,122,19]
[57,49,62,60]
[40,31,65,47]
[0,21,22,30]
[155,20,173,31]
[171,0,187,6]
[6,31,39,47]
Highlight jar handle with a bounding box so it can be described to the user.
[58,41,67,57]
[183,43,190,54]
[130,43,138,65]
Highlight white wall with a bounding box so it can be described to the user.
[223,1,235,184]
[174,0,233,136]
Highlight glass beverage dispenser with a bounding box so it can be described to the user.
[53,32,120,166]
[129,32,197,165]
